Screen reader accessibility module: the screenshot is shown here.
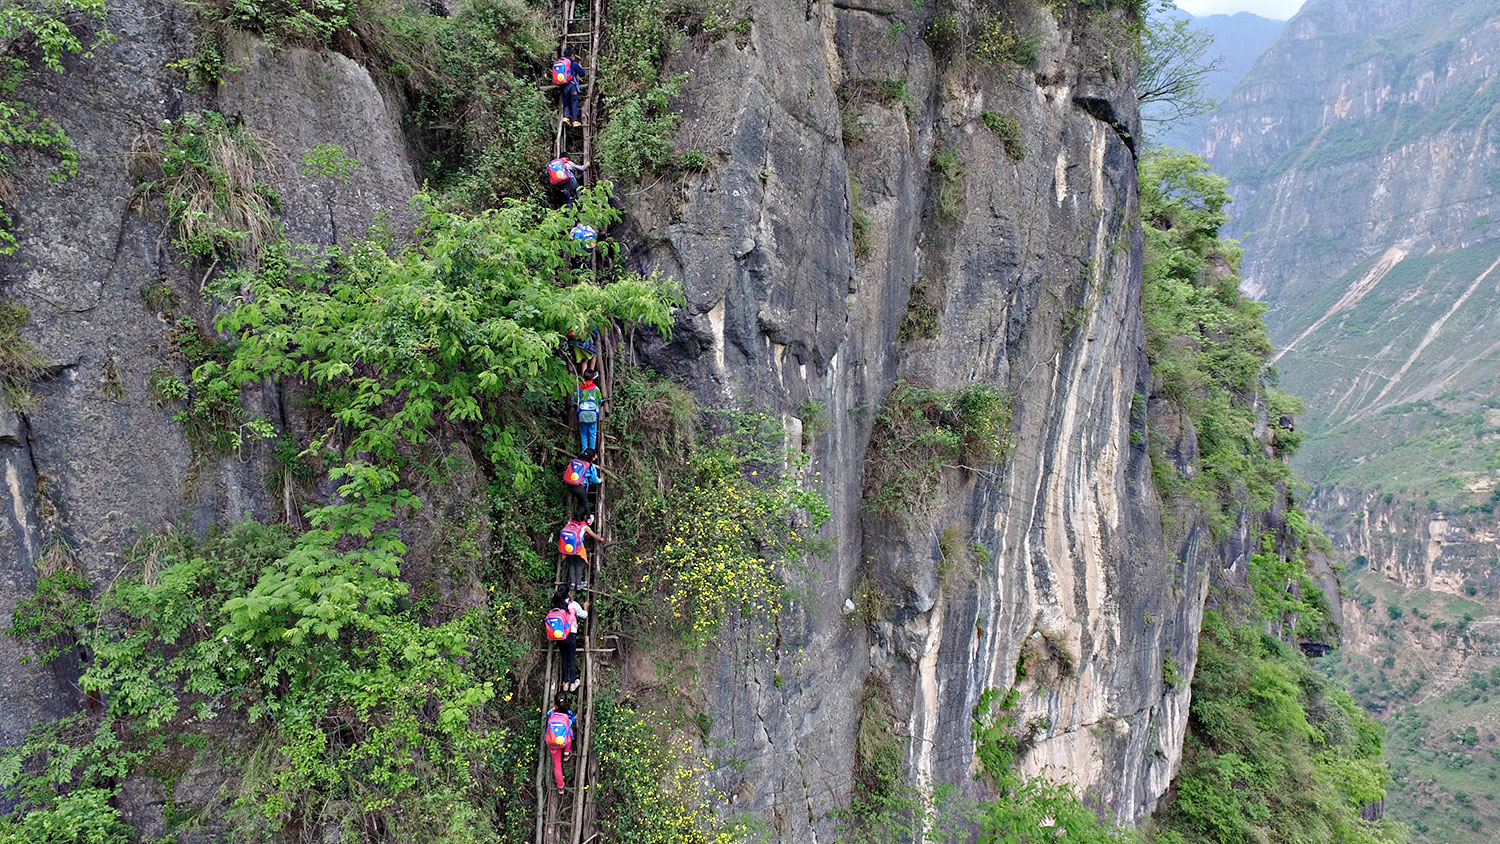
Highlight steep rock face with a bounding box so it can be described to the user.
[624,1,1203,835]
[1204,3,1500,838]
[1205,0,1500,303]
[0,0,416,759]
[1201,0,1500,652]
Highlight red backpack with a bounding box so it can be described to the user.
[563,459,591,487]
[551,58,574,85]
[544,608,571,641]
[545,711,573,747]
[559,521,587,555]
[547,159,572,185]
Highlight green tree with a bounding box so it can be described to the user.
[1136,3,1221,130]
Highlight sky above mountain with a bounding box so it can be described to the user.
[1176,0,1307,19]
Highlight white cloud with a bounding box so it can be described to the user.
[1174,0,1308,19]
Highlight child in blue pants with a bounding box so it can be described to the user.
[574,377,602,450]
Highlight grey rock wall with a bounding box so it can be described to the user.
[623,1,1206,836]
[0,0,416,760]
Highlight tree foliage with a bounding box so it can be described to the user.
[1142,150,1403,844]
[1141,149,1297,538]
[1136,3,1221,130]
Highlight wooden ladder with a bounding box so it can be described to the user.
[536,5,610,843]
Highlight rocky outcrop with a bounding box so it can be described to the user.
[623,1,1208,834]
[0,0,416,766]
[1313,488,1500,601]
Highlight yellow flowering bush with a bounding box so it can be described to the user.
[622,415,829,646]
[592,696,743,844]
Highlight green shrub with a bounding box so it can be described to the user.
[898,277,940,342]
[932,147,964,220]
[1156,612,1399,844]
[0,0,112,253]
[852,183,874,259]
[617,413,830,646]
[299,141,359,183]
[863,381,1012,518]
[183,0,363,46]
[596,0,687,182]
[167,27,238,90]
[1141,150,1292,538]
[970,15,1039,68]
[678,148,707,170]
[593,695,742,844]
[135,110,281,263]
[5,558,90,664]
[0,302,45,409]
[980,109,1026,161]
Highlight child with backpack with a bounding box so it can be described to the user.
[573,376,603,451]
[546,157,589,206]
[551,46,587,128]
[543,693,576,796]
[559,514,604,589]
[562,449,602,518]
[544,586,590,692]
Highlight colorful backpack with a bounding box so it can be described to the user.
[551,58,574,85]
[547,158,572,185]
[559,521,587,555]
[577,396,600,424]
[563,459,591,487]
[544,608,571,641]
[571,224,597,251]
[545,712,573,747]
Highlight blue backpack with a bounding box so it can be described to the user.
[577,397,599,424]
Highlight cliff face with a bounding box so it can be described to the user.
[1201,0,1500,609]
[2,0,1209,837]
[1207,0,1499,302]
[624,1,1204,831]
[0,0,418,781]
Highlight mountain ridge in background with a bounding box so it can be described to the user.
[1202,0,1500,839]
[1145,9,1285,152]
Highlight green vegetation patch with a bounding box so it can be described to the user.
[862,380,1013,519]
[1140,150,1301,538]
[0,301,46,409]
[981,109,1026,161]
[134,110,281,263]
[0,0,112,253]
[1156,612,1397,844]
[1,188,688,841]
[596,0,687,182]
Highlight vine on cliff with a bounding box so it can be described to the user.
[0,0,111,253]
